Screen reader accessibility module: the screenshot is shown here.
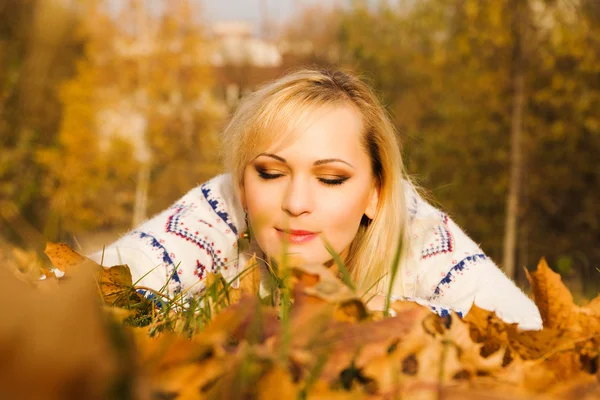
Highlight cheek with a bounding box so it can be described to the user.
[319,188,370,242]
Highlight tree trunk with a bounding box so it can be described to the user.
[132,162,150,227]
[502,0,526,279]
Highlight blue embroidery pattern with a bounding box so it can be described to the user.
[201,183,238,236]
[422,214,454,259]
[431,253,487,298]
[164,203,225,272]
[429,304,459,318]
[134,230,182,292]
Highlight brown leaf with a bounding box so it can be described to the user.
[152,356,226,399]
[200,294,278,345]
[507,326,570,360]
[257,365,299,400]
[581,294,600,315]
[292,263,356,303]
[492,356,555,393]
[574,311,600,358]
[334,299,369,322]
[0,266,121,400]
[229,254,261,304]
[549,373,600,399]
[44,241,101,273]
[414,338,463,382]
[44,242,139,307]
[525,257,576,330]
[447,314,506,374]
[305,379,367,399]
[320,302,428,381]
[98,264,138,306]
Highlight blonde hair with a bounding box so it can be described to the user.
[220,69,412,293]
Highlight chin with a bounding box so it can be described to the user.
[257,232,338,266]
[263,245,329,266]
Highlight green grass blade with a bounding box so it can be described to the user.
[384,232,403,317]
[321,235,356,292]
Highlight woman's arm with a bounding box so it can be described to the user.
[401,186,543,330]
[87,174,247,297]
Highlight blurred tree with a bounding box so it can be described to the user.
[338,0,514,265]
[0,0,83,247]
[38,0,223,237]
[523,1,600,294]
[336,0,600,292]
[504,0,531,279]
[279,4,343,67]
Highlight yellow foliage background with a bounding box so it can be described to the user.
[0,0,599,296]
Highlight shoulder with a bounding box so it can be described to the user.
[188,173,245,236]
[398,185,542,330]
[400,184,486,300]
[402,185,493,300]
[90,173,246,295]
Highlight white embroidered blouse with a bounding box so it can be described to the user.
[89,174,543,330]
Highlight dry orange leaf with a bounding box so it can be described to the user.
[292,263,356,303]
[524,257,576,330]
[98,264,138,306]
[44,242,138,307]
[257,364,299,400]
[229,254,261,304]
[0,265,120,400]
[15,245,600,399]
[44,241,100,273]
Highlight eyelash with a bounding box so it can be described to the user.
[257,170,348,187]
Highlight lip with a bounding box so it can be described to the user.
[276,228,319,244]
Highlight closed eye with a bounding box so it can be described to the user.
[319,177,349,186]
[257,167,348,186]
[257,170,284,180]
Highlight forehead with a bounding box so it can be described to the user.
[264,105,367,162]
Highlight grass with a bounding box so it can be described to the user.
[86,234,411,398]
[116,229,407,336]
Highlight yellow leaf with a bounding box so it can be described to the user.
[447,314,506,374]
[581,294,600,315]
[154,358,225,399]
[44,241,101,274]
[229,254,261,304]
[257,365,299,400]
[44,242,138,307]
[98,264,138,307]
[524,258,575,330]
[0,265,119,399]
[292,263,355,304]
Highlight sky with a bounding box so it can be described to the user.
[106,0,342,37]
[108,0,402,36]
[201,0,340,25]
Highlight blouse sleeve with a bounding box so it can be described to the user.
[87,174,247,298]
[400,186,543,331]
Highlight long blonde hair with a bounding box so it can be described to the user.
[220,69,412,293]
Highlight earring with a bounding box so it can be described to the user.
[241,211,251,241]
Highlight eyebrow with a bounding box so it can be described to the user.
[257,153,354,169]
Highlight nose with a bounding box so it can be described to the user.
[282,176,314,217]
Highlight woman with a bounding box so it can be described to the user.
[90,69,542,330]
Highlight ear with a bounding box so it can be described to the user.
[364,182,379,220]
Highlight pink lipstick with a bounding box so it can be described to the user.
[276,229,318,244]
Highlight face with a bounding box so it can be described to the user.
[240,105,379,266]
